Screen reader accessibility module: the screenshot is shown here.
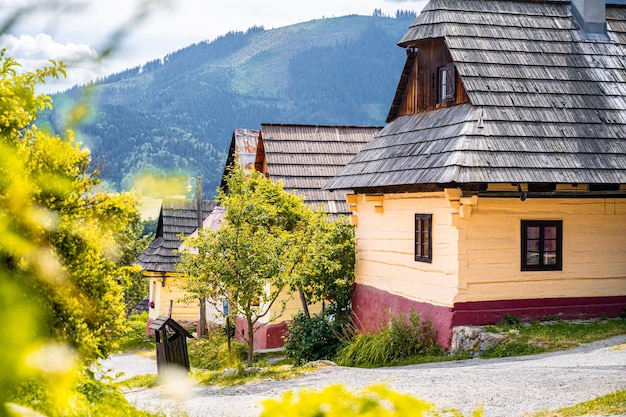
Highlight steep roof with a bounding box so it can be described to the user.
[135,199,217,273]
[326,0,626,190]
[256,124,381,214]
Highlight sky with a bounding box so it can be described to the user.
[0,0,427,93]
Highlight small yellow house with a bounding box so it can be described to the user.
[325,0,626,348]
[136,198,217,332]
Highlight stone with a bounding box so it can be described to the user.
[450,326,507,356]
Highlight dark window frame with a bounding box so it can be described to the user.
[521,220,563,271]
[415,214,432,263]
[438,63,456,102]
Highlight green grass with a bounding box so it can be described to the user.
[116,313,155,352]
[481,318,626,358]
[118,374,159,390]
[191,364,307,387]
[531,389,626,416]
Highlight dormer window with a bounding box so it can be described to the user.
[438,63,455,102]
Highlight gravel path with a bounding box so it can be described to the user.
[100,335,626,417]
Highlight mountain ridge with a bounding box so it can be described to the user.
[44,13,415,198]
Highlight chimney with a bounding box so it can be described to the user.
[572,0,607,38]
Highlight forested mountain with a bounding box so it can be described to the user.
[43,12,416,199]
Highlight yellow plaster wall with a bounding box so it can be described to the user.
[351,191,626,308]
[146,273,198,322]
[351,192,460,307]
[455,197,626,302]
[147,271,319,326]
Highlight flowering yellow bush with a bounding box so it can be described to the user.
[260,384,483,417]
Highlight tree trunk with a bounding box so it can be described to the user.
[246,317,254,367]
[297,285,310,318]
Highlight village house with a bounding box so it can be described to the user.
[325,0,626,348]
[136,198,216,331]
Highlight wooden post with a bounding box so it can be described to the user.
[196,176,207,339]
[226,316,232,366]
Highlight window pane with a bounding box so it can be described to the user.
[527,251,540,265]
[527,226,540,239]
[544,252,557,265]
[544,240,556,252]
[544,227,557,239]
[527,240,539,251]
[441,71,447,97]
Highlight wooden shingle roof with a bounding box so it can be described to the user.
[256,124,381,214]
[326,0,626,191]
[135,199,217,273]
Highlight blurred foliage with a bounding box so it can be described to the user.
[260,384,483,417]
[6,372,159,417]
[0,50,148,415]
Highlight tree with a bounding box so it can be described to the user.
[178,163,355,366]
[0,50,144,413]
[288,209,355,320]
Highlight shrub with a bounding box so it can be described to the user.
[502,314,521,325]
[284,311,343,365]
[188,329,247,370]
[336,311,441,367]
[6,372,157,417]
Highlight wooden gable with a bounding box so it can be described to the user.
[391,38,470,120]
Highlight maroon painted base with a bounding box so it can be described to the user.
[146,318,155,337]
[234,317,288,350]
[351,284,626,349]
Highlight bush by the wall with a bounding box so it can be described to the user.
[336,311,442,367]
[284,311,345,365]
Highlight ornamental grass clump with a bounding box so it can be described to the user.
[336,311,441,367]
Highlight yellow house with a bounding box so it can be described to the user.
[325,0,626,348]
[136,198,217,332]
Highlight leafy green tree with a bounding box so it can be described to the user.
[288,209,355,320]
[179,164,307,365]
[179,163,355,365]
[0,50,145,414]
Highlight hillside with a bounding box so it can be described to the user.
[43,13,415,199]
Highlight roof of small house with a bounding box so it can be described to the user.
[135,199,217,273]
[256,124,382,214]
[325,0,626,191]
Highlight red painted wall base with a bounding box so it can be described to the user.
[352,284,626,349]
[234,317,288,351]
